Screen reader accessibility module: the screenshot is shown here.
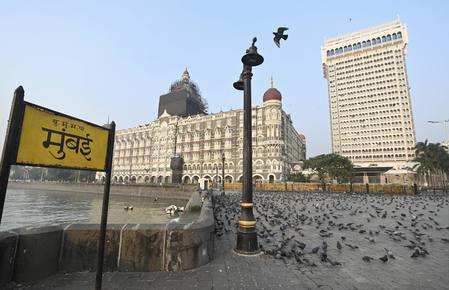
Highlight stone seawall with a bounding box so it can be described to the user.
[8,182,197,200]
[0,197,214,286]
[225,182,416,195]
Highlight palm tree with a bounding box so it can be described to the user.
[414,140,449,192]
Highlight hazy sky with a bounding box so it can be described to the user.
[1,0,448,157]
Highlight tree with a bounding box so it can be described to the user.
[303,153,354,186]
[303,154,328,185]
[324,153,353,183]
[414,140,449,191]
[8,165,96,183]
[287,172,310,182]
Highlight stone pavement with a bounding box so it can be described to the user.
[5,191,449,290]
[6,232,321,290]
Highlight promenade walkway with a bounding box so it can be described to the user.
[7,232,320,290]
[6,191,449,290]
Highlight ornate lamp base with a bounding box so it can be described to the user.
[235,229,259,255]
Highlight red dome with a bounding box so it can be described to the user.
[263,88,282,102]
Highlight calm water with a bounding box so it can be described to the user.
[0,189,196,231]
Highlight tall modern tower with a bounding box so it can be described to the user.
[321,20,416,169]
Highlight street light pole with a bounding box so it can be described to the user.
[221,151,225,196]
[215,164,218,189]
[234,37,263,255]
[129,137,133,184]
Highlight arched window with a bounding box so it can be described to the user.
[338,47,343,54]
[372,38,376,45]
[330,49,334,55]
[348,45,352,51]
[397,32,402,38]
[392,33,397,40]
[386,34,391,41]
[327,50,331,56]
[353,44,357,50]
[357,42,361,49]
[362,41,366,47]
[376,37,381,44]
[343,46,347,52]
[367,40,371,46]
[382,36,386,42]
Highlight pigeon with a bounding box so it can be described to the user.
[411,248,420,258]
[362,256,374,262]
[365,237,375,243]
[320,251,328,262]
[379,255,388,263]
[322,240,328,251]
[297,241,306,250]
[328,258,341,266]
[273,27,289,47]
[345,243,359,250]
[384,248,396,259]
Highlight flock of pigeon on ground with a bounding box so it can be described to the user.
[213,190,449,269]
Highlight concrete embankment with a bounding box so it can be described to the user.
[0,195,214,286]
[7,181,197,200]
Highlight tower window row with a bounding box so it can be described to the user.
[326,32,403,57]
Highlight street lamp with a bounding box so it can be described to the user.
[428,120,449,141]
[234,37,263,255]
[221,150,225,196]
[215,164,218,188]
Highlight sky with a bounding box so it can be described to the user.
[1,0,448,157]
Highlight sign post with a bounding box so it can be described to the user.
[0,86,115,289]
[95,121,115,290]
[0,87,25,223]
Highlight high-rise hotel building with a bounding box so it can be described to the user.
[321,20,416,168]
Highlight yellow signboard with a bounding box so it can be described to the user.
[16,103,109,171]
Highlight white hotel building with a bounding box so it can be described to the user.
[321,19,416,169]
[104,70,306,185]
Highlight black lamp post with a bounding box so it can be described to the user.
[221,150,225,196]
[234,37,263,255]
[215,164,218,188]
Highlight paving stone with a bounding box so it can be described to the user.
[5,191,449,289]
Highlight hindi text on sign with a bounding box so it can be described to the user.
[16,104,109,171]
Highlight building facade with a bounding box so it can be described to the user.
[321,19,416,168]
[108,71,306,184]
[157,69,208,118]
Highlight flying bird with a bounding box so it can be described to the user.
[273,27,289,47]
